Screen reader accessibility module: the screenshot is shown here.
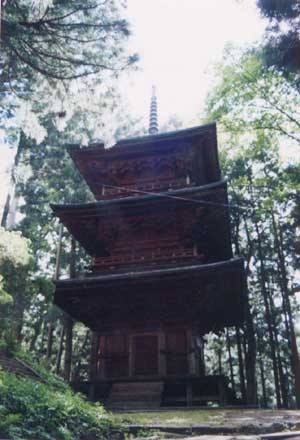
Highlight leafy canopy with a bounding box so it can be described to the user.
[257,0,300,75]
[206,46,300,147]
[0,227,31,306]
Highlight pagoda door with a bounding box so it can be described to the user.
[132,334,158,376]
[104,334,129,378]
[166,330,188,375]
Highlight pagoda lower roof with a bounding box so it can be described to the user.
[54,258,245,333]
[56,257,243,287]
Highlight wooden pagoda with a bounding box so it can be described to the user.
[51,121,245,408]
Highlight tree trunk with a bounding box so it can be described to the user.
[254,221,282,408]
[55,325,65,375]
[242,217,257,404]
[1,131,25,229]
[217,344,222,375]
[271,212,300,408]
[54,223,63,280]
[11,297,25,343]
[29,319,43,352]
[1,194,11,228]
[259,358,268,408]
[236,326,246,402]
[63,315,73,381]
[63,237,76,381]
[226,329,236,394]
[72,330,90,382]
[268,288,289,408]
[46,322,54,363]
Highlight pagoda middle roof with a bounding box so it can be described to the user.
[50,179,232,261]
[51,179,227,214]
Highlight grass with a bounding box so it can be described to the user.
[112,409,226,426]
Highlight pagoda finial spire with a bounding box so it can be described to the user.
[148,85,158,135]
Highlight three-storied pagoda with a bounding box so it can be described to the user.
[51,93,245,408]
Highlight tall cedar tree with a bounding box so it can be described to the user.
[0,0,137,84]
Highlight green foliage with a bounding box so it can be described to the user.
[0,369,113,440]
[1,0,136,82]
[15,350,68,391]
[0,227,31,267]
[0,276,13,306]
[206,46,300,147]
[0,0,138,146]
[257,0,300,76]
[204,42,300,407]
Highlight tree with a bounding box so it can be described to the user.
[1,0,136,82]
[0,0,138,150]
[206,46,300,146]
[257,0,300,76]
[0,227,32,343]
[204,44,300,407]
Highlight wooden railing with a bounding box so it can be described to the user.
[99,179,192,199]
[93,245,203,270]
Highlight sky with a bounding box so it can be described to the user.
[122,0,266,128]
[0,0,266,215]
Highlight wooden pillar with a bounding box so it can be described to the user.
[158,331,166,376]
[89,331,99,400]
[129,333,134,377]
[97,335,105,379]
[218,376,227,406]
[187,329,196,375]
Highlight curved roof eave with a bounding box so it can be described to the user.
[50,179,227,214]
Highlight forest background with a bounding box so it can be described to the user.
[0,0,300,414]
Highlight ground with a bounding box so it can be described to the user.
[112,409,300,439]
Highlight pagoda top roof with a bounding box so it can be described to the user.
[66,122,220,200]
[67,122,216,155]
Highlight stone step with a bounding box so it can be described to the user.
[107,400,160,410]
[107,381,163,410]
[111,381,163,393]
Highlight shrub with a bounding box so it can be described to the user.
[0,369,113,440]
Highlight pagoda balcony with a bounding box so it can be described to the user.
[92,245,204,271]
[51,180,233,267]
[97,178,193,199]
